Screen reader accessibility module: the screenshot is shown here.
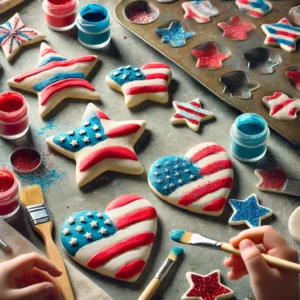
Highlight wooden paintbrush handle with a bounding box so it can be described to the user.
[221,242,300,272]
[35,222,75,300]
[138,278,160,300]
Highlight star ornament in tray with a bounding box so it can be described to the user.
[0,13,45,61]
[235,0,272,18]
[46,103,146,187]
[181,270,234,300]
[7,42,100,118]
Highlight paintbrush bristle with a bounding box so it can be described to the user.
[20,185,45,207]
[168,247,184,262]
[170,229,193,244]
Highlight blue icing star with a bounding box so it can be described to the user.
[109,65,146,86]
[61,210,116,256]
[229,194,273,228]
[148,156,201,196]
[156,21,195,47]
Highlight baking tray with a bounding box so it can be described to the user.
[115,0,300,147]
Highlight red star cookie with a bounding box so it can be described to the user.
[191,43,230,69]
[255,168,288,193]
[286,67,300,91]
[182,270,234,300]
[218,16,255,40]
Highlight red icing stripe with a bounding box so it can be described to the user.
[271,99,295,115]
[106,195,143,211]
[200,160,232,176]
[289,107,297,116]
[191,101,201,108]
[106,124,141,138]
[191,145,226,163]
[265,92,282,101]
[145,74,169,81]
[248,10,263,18]
[41,78,95,105]
[14,56,96,82]
[266,37,276,43]
[203,197,227,212]
[115,259,146,280]
[177,104,207,117]
[115,207,157,230]
[174,113,199,125]
[97,111,110,120]
[87,233,155,268]
[79,146,138,172]
[179,177,233,206]
[125,85,168,95]
[238,0,250,4]
[275,30,298,39]
[141,63,170,70]
[41,48,57,57]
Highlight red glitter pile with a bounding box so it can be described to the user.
[11,149,41,172]
[129,10,157,24]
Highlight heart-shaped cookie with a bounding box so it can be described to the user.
[148,142,233,216]
[60,195,157,282]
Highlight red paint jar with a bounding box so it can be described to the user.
[0,91,29,140]
[43,0,78,31]
[0,169,21,219]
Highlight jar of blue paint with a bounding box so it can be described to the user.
[76,4,111,49]
[230,113,270,162]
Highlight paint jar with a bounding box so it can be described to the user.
[0,169,21,219]
[76,4,111,49]
[43,0,78,31]
[0,91,29,140]
[230,113,270,162]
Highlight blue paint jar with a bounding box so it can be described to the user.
[76,4,111,49]
[230,113,270,162]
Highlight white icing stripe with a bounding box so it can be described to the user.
[194,152,231,168]
[122,78,167,89]
[142,68,170,76]
[184,142,225,160]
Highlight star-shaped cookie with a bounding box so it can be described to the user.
[262,18,300,52]
[156,21,195,47]
[182,270,234,300]
[0,13,45,61]
[46,103,146,187]
[0,0,24,14]
[235,0,272,18]
[229,194,273,228]
[7,43,99,118]
[170,98,214,132]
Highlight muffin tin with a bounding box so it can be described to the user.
[115,0,300,147]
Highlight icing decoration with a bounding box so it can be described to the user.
[218,16,255,40]
[229,194,273,228]
[191,43,230,69]
[262,92,300,121]
[170,98,214,132]
[46,103,146,187]
[181,270,234,300]
[60,195,157,282]
[7,43,99,118]
[285,66,300,92]
[182,1,219,24]
[0,0,24,14]
[288,207,300,245]
[289,6,300,27]
[155,21,195,47]
[148,143,233,216]
[0,13,45,61]
[261,18,300,52]
[235,0,272,19]
[106,63,172,108]
[255,168,288,192]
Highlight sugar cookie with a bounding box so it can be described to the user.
[235,0,272,18]
[288,207,300,244]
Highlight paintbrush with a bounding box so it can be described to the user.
[20,185,75,300]
[170,229,300,273]
[138,247,184,300]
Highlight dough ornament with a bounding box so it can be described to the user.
[289,5,300,27]
[235,0,272,18]
[288,207,300,244]
[170,98,214,132]
[7,43,99,118]
[0,0,24,15]
[181,270,234,300]
[148,142,233,216]
[46,103,146,187]
[106,63,172,107]
[182,0,219,24]
[0,13,45,61]
[262,92,300,121]
[60,195,157,282]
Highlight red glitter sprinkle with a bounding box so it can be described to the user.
[11,149,41,172]
[123,36,127,39]
[255,168,288,191]
[129,9,157,24]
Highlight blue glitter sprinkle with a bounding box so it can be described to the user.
[155,21,195,47]
[229,194,273,228]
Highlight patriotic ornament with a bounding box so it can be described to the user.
[262,92,300,121]
[181,270,234,300]
[7,43,99,118]
[0,0,24,14]
[235,0,272,19]
[170,98,214,132]
[0,13,45,61]
[46,103,146,187]
[148,143,233,216]
[60,195,157,282]
[261,18,300,52]
[106,62,172,107]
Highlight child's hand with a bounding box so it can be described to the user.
[224,226,299,300]
[0,252,62,300]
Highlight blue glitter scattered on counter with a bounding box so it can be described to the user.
[37,120,70,135]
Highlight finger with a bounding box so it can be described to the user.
[224,255,244,268]
[227,265,248,280]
